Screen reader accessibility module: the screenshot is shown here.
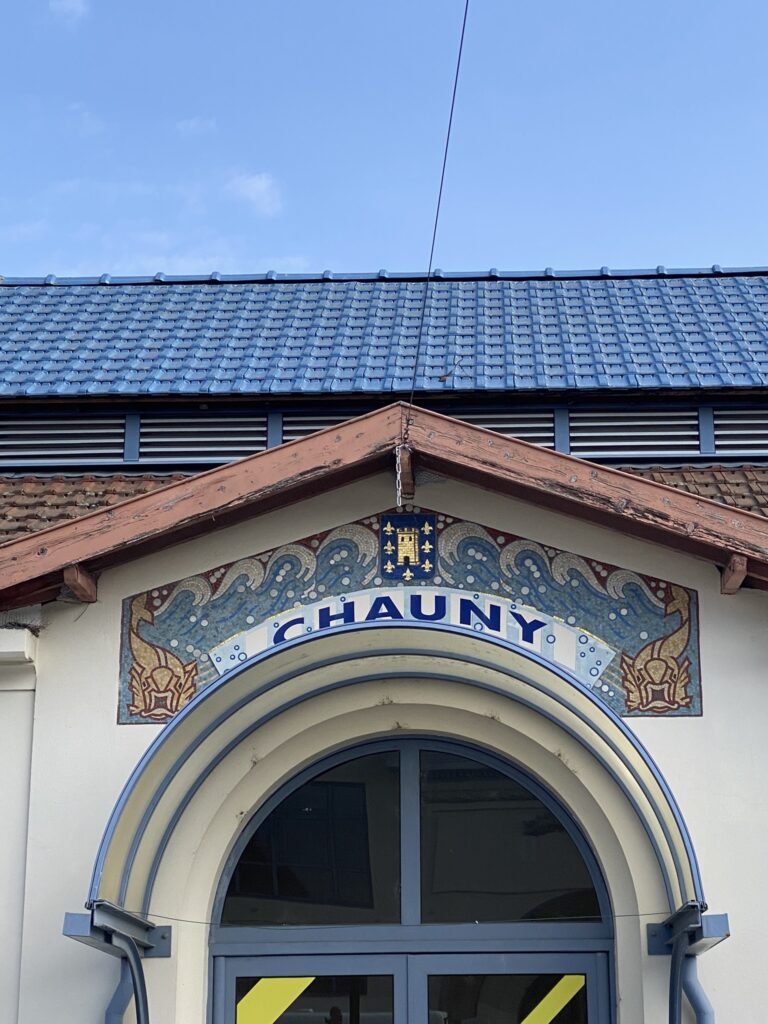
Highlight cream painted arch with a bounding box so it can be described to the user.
[90,621,704,928]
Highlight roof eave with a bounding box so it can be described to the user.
[1,402,767,610]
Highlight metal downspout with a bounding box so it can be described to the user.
[682,957,715,1024]
[105,960,133,1024]
[669,933,687,1024]
[111,933,150,1024]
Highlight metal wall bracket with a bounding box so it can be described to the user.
[647,902,730,957]
[63,900,171,959]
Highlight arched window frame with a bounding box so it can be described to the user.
[210,738,614,957]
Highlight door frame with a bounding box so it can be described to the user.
[217,952,611,1024]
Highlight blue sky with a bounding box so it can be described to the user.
[2,0,768,277]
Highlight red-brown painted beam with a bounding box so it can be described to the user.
[1,402,768,610]
[0,404,402,598]
[720,554,748,595]
[62,564,97,603]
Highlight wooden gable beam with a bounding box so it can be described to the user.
[62,564,97,603]
[721,554,748,595]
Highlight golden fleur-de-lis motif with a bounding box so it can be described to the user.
[421,559,433,572]
[402,567,414,581]
[422,540,433,552]
[421,521,433,534]
[383,521,395,535]
[384,540,395,554]
[384,559,395,573]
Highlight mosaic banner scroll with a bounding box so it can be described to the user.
[118,508,701,723]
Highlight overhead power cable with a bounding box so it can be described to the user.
[400,0,470,455]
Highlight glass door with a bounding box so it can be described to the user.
[219,954,609,1024]
[411,954,609,1024]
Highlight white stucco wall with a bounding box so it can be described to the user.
[0,634,36,1024]
[10,472,767,1024]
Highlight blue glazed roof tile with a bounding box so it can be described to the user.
[2,269,768,395]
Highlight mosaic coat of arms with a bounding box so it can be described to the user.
[118,508,700,724]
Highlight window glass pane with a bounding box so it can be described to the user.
[428,974,587,1024]
[222,751,400,925]
[235,975,393,1024]
[420,751,600,923]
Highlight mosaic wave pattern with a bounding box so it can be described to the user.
[119,510,701,723]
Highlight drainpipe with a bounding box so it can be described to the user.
[682,957,715,1024]
[105,961,132,1024]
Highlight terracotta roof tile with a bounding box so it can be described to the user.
[0,474,189,544]
[625,465,768,518]
[1,463,768,546]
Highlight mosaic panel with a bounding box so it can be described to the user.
[119,508,701,723]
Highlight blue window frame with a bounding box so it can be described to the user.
[211,740,614,1024]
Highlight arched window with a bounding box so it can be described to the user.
[213,742,612,1024]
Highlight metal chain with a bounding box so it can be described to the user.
[395,443,404,508]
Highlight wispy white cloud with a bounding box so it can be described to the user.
[49,0,88,20]
[175,116,217,137]
[226,172,282,216]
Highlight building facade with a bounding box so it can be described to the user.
[2,268,768,1024]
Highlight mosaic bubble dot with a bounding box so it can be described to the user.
[538,585,546,593]
[317,584,326,593]
[201,619,208,627]
[186,644,194,653]
[639,631,648,640]
[590,668,599,677]
[189,615,197,623]
[467,575,475,584]
[246,616,255,625]
[237,585,245,593]
[578,635,588,644]
[620,608,628,616]
[374,577,383,585]
[546,634,556,644]
[609,612,617,620]
[342,576,351,586]
[151,589,159,597]
[496,535,505,544]
[311,539,319,547]
[269,589,278,598]
[434,576,442,584]
[570,578,579,587]
[521,586,530,595]
[602,684,610,692]
[170,639,178,648]
[340,550,349,559]
[567,615,576,625]
[193,648,202,658]
[287,590,295,598]
[490,581,499,590]
[308,590,317,599]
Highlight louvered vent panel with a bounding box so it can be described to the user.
[714,408,768,452]
[0,418,124,465]
[139,417,268,462]
[455,411,555,447]
[570,410,700,455]
[282,414,349,442]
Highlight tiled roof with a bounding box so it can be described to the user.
[0,474,188,544]
[2,268,768,396]
[2,464,768,546]
[628,465,768,517]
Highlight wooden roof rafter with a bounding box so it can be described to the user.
[0,403,767,610]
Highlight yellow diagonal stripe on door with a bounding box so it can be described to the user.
[237,976,315,1024]
[519,974,586,1024]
